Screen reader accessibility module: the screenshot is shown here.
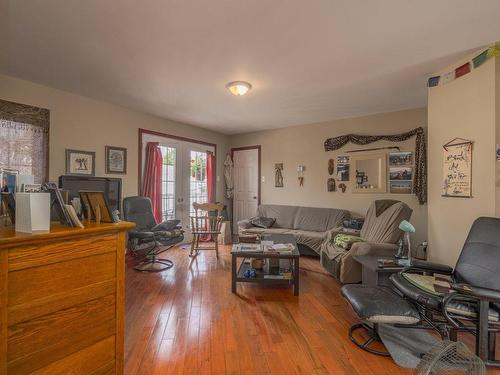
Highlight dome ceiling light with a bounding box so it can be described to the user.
[226,81,252,96]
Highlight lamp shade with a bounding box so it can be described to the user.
[399,220,415,233]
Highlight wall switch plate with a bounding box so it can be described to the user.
[216,175,220,182]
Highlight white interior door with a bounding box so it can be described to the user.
[233,148,259,233]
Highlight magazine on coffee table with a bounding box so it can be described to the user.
[234,243,262,252]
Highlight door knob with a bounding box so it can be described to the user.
[253,196,257,199]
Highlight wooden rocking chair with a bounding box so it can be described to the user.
[189,202,224,258]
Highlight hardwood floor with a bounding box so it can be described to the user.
[124,244,498,375]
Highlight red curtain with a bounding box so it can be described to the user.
[142,142,163,223]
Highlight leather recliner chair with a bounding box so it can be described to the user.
[123,196,184,272]
[341,217,500,366]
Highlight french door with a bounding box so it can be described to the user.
[157,140,213,235]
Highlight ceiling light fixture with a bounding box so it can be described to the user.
[226,81,252,96]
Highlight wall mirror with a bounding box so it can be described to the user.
[351,153,387,193]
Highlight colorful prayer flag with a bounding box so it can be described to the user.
[455,62,471,78]
[472,50,488,68]
[487,45,500,58]
[427,76,440,87]
[441,71,455,84]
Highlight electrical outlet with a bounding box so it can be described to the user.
[261,176,265,183]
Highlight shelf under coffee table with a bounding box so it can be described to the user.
[231,234,300,296]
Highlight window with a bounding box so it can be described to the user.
[0,99,49,185]
[189,150,208,217]
[160,146,176,220]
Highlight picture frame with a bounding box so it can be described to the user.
[389,167,412,181]
[336,155,350,181]
[442,138,473,198]
[274,163,283,187]
[389,151,413,166]
[390,180,412,194]
[79,191,116,223]
[0,169,18,193]
[65,149,95,176]
[105,146,127,174]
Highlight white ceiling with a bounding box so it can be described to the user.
[1,1,500,134]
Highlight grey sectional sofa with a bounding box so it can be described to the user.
[237,204,350,256]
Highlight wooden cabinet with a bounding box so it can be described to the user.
[0,222,134,375]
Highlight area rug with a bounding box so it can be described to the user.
[378,324,440,368]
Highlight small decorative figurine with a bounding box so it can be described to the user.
[328,158,334,175]
[327,178,336,192]
[297,165,305,186]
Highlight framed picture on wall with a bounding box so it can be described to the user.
[389,151,413,166]
[105,146,127,174]
[65,149,95,176]
[274,163,283,187]
[442,138,473,198]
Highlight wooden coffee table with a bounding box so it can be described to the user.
[231,234,300,296]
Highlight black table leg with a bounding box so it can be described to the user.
[231,254,237,293]
[293,256,299,296]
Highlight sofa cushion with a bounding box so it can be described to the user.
[341,285,420,324]
[249,216,276,228]
[256,205,298,228]
[294,206,349,232]
[288,229,326,255]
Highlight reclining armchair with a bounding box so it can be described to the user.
[342,217,500,366]
[123,196,184,272]
[321,200,412,283]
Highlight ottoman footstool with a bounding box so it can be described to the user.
[341,284,420,356]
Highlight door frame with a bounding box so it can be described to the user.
[231,145,262,207]
[137,128,217,226]
[138,128,217,207]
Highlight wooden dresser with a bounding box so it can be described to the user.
[0,222,135,375]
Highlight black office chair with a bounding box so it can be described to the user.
[123,196,184,272]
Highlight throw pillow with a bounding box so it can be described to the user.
[250,216,276,229]
[333,233,364,250]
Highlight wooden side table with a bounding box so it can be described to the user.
[353,255,404,287]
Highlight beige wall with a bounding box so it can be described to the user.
[230,108,428,247]
[496,56,500,216]
[0,74,230,203]
[428,55,498,265]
